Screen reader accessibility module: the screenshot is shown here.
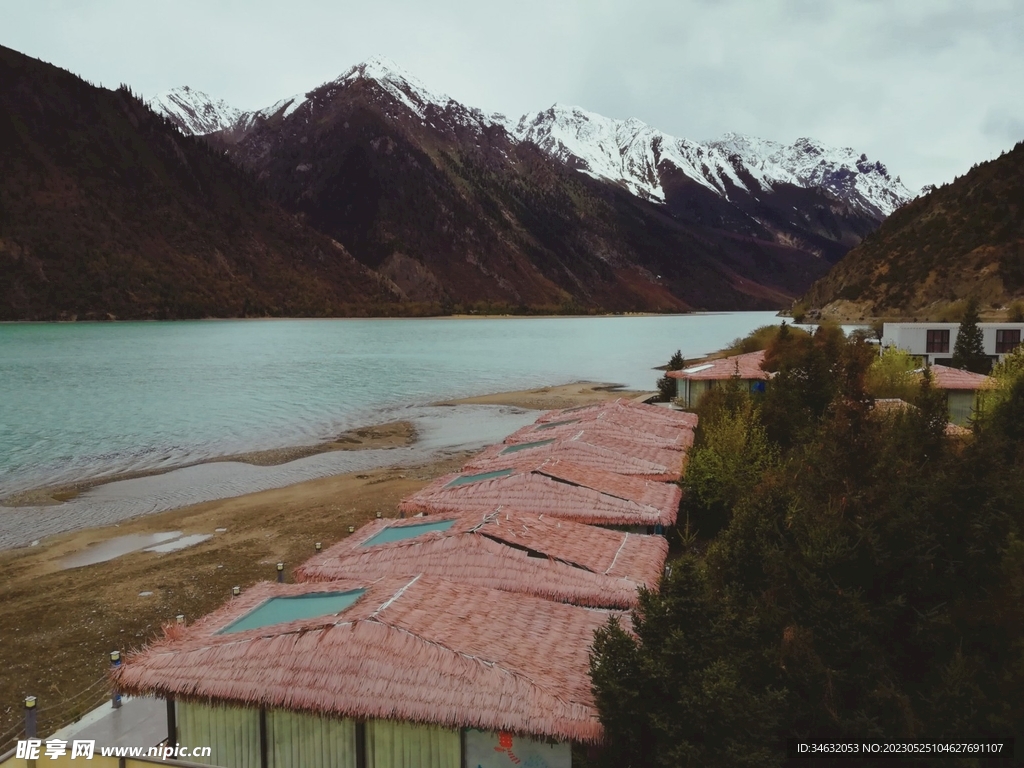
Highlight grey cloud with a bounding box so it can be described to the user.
[982,109,1024,143]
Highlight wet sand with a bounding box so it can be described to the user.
[0,382,643,744]
[438,381,655,410]
[2,421,416,507]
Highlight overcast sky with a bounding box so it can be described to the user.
[5,0,1023,191]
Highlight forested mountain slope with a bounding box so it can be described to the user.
[0,45,395,320]
[803,141,1024,319]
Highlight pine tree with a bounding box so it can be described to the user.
[656,350,685,402]
[951,297,991,373]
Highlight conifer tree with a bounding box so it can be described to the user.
[951,297,990,373]
[656,350,685,402]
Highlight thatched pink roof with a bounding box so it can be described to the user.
[464,432,687,482]
[667,350,769,381]
[928,364,996,391]
[460,460,675,514]
[399,463,679,526]
[535,398,698,431]
[501,417,693,451]
[113,577,617,743]
[294,511,667,608]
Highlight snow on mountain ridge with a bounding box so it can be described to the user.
[150,57,911,218]
[149,86,242,135]
[511,111,912,217]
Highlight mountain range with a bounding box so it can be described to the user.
[146,56,911,313]
[0,46,914,319]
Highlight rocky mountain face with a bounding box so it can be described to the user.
[149,56,907,311]
[0,46,396,321]
[802,141,1024,320]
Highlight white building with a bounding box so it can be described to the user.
[881,323,1024,366]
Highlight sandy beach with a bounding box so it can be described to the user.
[0,381,651,745]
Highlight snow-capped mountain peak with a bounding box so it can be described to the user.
[333,55,451,119]
[149,86,242,135]
[150,58,912,219]
[509,109,912,217]
[707,132,912,217]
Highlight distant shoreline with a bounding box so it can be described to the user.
[0,311,709,325]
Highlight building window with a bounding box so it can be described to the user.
[996,329,1021,354]
[926,329,950,353]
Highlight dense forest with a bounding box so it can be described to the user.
[591,325,1024,766]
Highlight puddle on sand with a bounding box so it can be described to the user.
[144,533,212,553]
[60,532,182,569]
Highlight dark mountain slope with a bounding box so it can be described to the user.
[225,67,835,311]
[0,45,396,321]
[803,141,1024,319]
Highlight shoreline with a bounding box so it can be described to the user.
[1,421,417,508]
[0,382,650,541]
[0,380,653,743]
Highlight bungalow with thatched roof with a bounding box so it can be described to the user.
[666,350,770,408]
[293,510,668,609]
[927,364,996,425]
[114,577,613,768]
[399,459,680,528]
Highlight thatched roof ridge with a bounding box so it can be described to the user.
[504,417,693,450]
[294,511,668,607]
[535,398,698,430]
[666,350,769,381]
[113,578,617,744]
[464,435,687,482]
[399,464,678,526]
[928,364,996,391]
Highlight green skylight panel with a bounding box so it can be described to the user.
[218,590,366,634]
[362,518,457,546]
[445,468,515,487]
[534,418,581,430]
[499,439,556,454]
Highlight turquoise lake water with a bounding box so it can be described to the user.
[0,313,779,546]
[0,312,779,495]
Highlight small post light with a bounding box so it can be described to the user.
[24,696,37,739]
[347,525,355,534]
[175,614,185,626]
[110,651,122,709]
[314,542,322,553]
[232,586,241,597]
[276,563,284,583]
[375,511,382,519]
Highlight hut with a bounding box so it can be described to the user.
[114,577,615,768]
[399,460,680,528]
[927,364,996,425]
[666,350,770,408]
[294,510,668,609]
